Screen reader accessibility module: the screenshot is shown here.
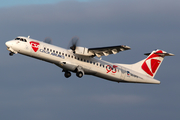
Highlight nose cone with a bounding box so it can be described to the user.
[5,41,12,47]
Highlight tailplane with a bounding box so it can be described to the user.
[119,49,174,78]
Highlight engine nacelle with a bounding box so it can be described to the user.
[75,46,94,56]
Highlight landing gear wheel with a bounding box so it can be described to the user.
[76,72,83,78]
[64,71,71,78]
[9,52,14,56]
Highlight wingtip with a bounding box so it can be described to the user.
[122,45,131,50]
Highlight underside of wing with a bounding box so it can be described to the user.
[88,45,131,57]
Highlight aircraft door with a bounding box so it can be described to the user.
[119,67,126,80]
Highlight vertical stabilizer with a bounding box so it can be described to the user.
[134,49,174,78]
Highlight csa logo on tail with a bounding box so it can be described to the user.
[141,50,163,77]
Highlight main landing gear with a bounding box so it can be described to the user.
[62,66,84,78]
[75,66,84,78]
[64,71,71,78]
[76,71,83,78]
[63,70,84,78]
[63,71,83,78]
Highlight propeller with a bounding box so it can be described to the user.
[69,36,79,53]
[43,37,52,44]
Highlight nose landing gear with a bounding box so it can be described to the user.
[9,52,14,56]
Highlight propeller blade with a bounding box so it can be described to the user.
[44,37,52,44]
[69,36,79,51]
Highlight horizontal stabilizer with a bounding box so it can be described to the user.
[144,52,174,57]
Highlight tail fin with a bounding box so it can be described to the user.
[119,49,174,78]
[135,49,174,78]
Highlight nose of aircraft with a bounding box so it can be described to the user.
[5,41,12,47]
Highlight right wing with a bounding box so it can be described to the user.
[88,45,131,57]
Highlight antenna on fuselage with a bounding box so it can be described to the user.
[28,36,30,38]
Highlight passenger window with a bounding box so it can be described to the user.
[81,58,83,61]
[47,48,49,51]
[62,53,64,55]
[44,47,46,50]
[68,55,70,57]
[87,60,89,63]
[65,54,67,56]
[93,62,95,65]
[71,56,73,58]
[56,51,58,54]
[20,38,23,41]
[59,52,61,54]
[75,56,76,59]
[50,49,52,52]
[78,58,79,60]
[53,50,55,53]
[84,59,86,62]
[23,39,27,42]
[90,61,92,64]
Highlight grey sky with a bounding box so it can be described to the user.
[0,0,89,8]
[0,0,179,120]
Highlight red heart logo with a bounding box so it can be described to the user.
[30,41,40,52]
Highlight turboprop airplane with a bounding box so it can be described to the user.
[5,36,174,84]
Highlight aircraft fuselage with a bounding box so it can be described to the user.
[5,36,163,84]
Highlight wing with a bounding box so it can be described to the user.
[88,45,131,57]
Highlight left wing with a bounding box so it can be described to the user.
[88,45,131,57]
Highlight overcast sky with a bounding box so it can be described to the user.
[0,0,179,120]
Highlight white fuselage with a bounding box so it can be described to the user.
[5,36,161,84]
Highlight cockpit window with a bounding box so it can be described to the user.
[15,38,27,42]
[15,38,20,40]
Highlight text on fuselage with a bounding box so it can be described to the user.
[39,49,65,59]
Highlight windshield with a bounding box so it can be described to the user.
[15,37,27,42]
[15,38,20,40]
